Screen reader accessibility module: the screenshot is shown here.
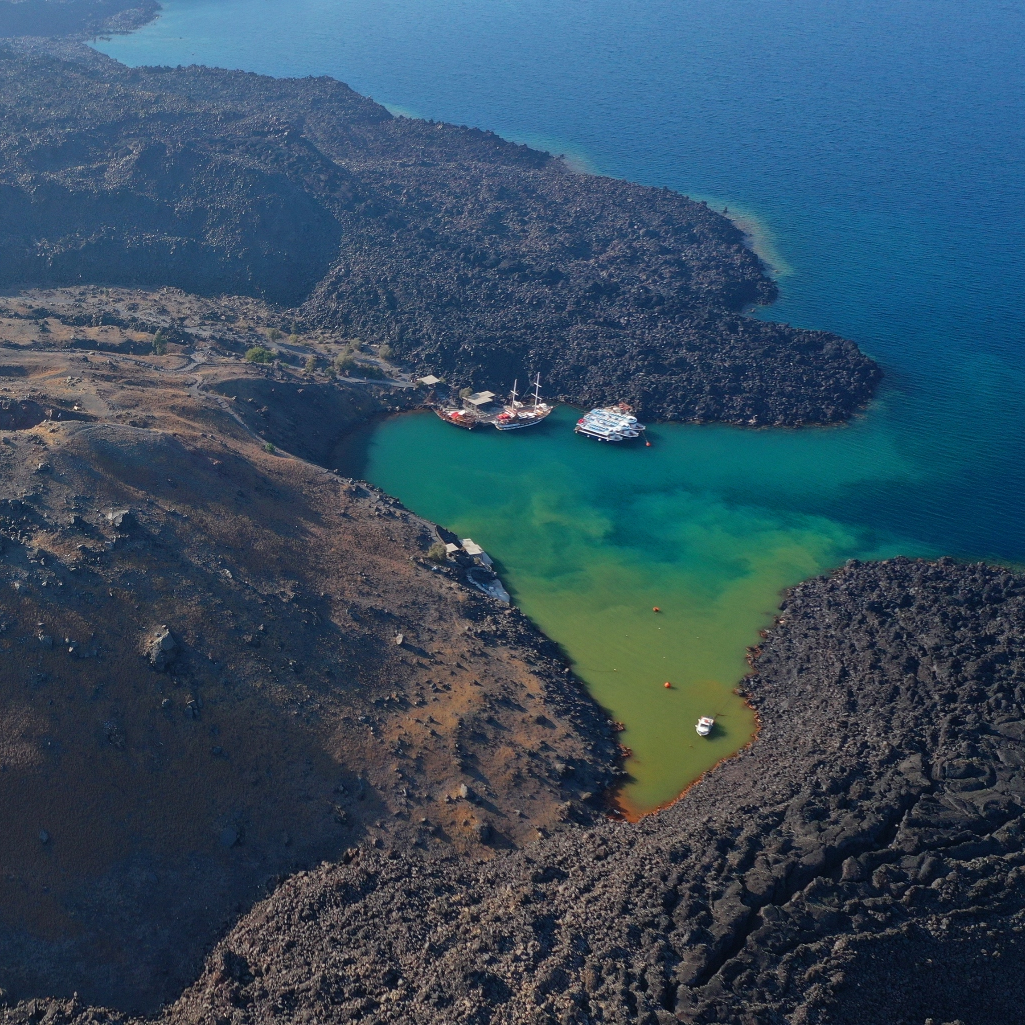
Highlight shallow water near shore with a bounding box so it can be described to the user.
[96,0,1025,811]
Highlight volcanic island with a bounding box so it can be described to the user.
[0,7,1021,1025]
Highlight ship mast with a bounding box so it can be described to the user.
[533,373,541,408]
[509,379,518,407]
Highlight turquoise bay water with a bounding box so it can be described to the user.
[96,0,1025,811]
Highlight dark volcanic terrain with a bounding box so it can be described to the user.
[0,42,880,425]
[0,0,157,39]
[5,554,1025,1025]
[144,557,1025,1025]
[0,292,1017,1025]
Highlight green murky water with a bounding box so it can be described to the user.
[347,405,929,814]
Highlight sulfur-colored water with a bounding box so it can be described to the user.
[336,405,921,812]
[95,0,1025,812]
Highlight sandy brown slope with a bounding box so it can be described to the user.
[0,344,620,1013]
[0,295,1016,1025]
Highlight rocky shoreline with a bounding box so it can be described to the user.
[0,0,158,40]
[0,337,621,1013]
[3,287,1018,1025]
[166,557,1025,1025]
[0,41,880,425]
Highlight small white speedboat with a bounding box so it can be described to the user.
[696,716,715,737]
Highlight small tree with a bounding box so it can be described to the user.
[245,346,275,364]
[264,441,276,454]
[152,330,168,356]
[267,327,283,342]
[378,343,393,360]
[335,353,356,373]
[459,386,473,399]
[304,355,317,375]
[426,541,448,564]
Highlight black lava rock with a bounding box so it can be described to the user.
[0,46,880,426]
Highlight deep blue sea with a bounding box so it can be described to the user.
[95,0,1025,808]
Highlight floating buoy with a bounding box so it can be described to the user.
[645,440,652,447]
[664,681,672,689]
[653,606,661,613]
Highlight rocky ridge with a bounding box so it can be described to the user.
[0,341,620,1014]
[0,0,158,39]
[151,557,1025,1025]
[0,10,1009,1025]
[0,43,880,425]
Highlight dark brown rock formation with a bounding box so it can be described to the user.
[0,336,1015,1025]
[0,345,619,1014]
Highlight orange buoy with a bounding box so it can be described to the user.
[653,606,661,613]
[645,441,652,447]
[664,681,672,689]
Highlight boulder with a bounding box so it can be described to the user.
[147,625,178,670]
[107,508,135,530]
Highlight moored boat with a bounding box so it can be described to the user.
[493,374,553,431]
[696,716,715,737]
[434,407,478,429]
[574,403,646,442]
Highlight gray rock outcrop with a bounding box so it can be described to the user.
[0,46,880,425]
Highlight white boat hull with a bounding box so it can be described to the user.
[494,412,551,430]
[575,425,625,441]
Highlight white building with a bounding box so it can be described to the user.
[461,539,494,568]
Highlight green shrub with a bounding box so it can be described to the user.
[459,386,473,399]
[245,346,275,364]
[377,343,393,360]
[426,541,449,563]
[335,353,357,373]
[264,442,276,454]
[267,328,283,342]
[152,330,167,356]
[304,355,317,375]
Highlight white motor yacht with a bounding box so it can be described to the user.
[574,403,646,441]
